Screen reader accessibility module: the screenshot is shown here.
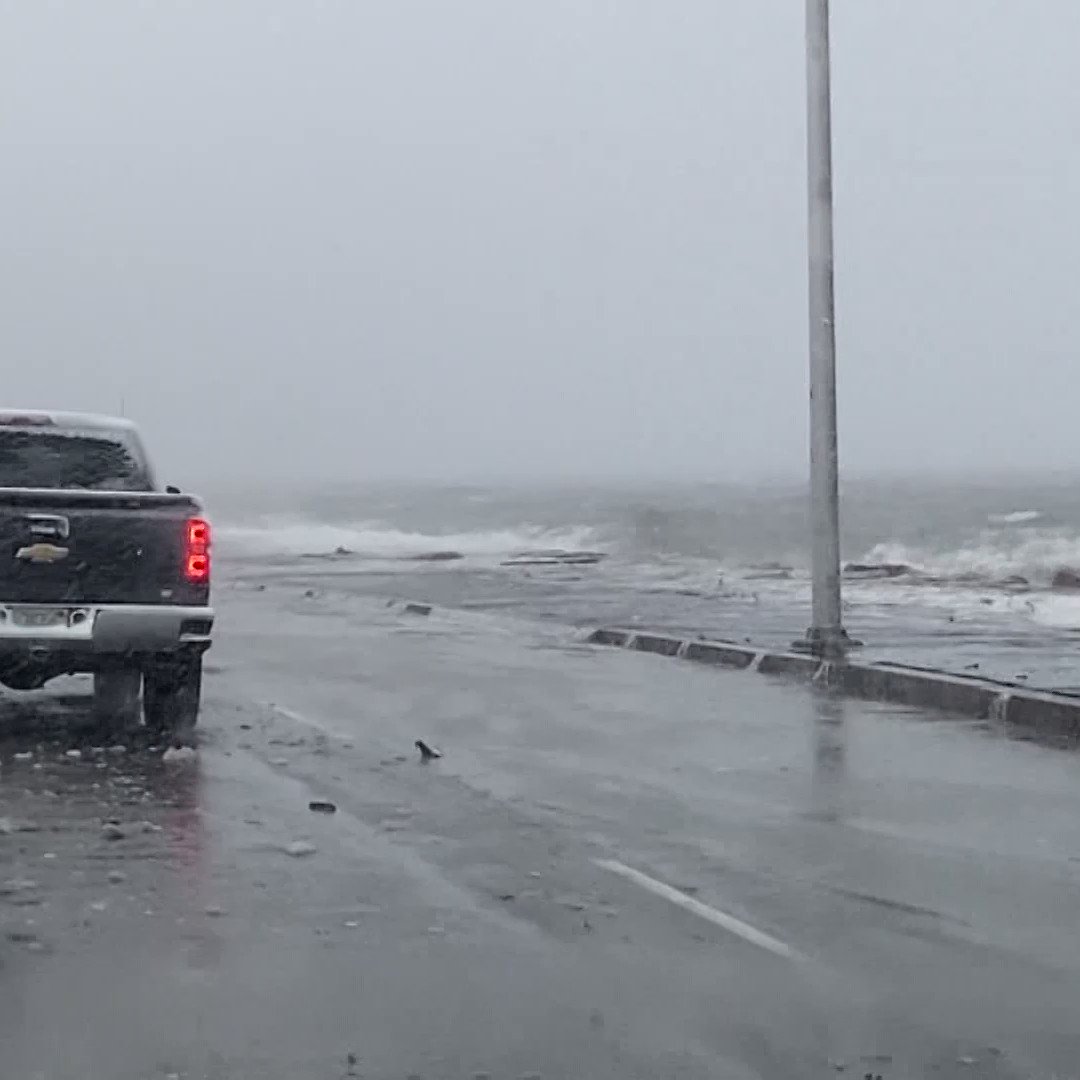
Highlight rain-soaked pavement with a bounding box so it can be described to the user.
[3,584,1080,1079]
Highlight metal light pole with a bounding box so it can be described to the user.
[799,0,850,659]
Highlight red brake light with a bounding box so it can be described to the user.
[187,520,210,548]
[184,517,211,584]
[186,553,210,582]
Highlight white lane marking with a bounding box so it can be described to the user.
[262,702,345,739]
[594,858,797,960]
[267,703,312,727]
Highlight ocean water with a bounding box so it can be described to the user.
[206,477,1080,693]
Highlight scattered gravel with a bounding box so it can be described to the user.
[162,746,197,765]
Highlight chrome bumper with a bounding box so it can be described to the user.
[0,603,214,654]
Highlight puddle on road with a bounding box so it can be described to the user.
[1,689,211,937]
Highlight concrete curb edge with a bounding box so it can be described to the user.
[587,628,1080,744]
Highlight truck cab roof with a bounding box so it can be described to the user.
[0,411,138,434]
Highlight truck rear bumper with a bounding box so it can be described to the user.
[0,603,213,660]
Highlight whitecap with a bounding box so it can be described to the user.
[988,510,1042,525]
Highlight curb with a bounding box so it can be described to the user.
[588,629,1080,744]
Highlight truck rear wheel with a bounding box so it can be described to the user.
[144,658,202,744]
[93,668,142,730]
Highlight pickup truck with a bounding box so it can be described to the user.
[0,411,213,741]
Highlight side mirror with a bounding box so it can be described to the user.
[165,485,181,494]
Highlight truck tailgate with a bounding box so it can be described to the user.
[0,489,205,605]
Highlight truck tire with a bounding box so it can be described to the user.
[143,658,202,744]
[93,668,142,730]
[0,665,49,691]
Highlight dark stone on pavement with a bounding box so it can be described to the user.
[744,563,794,580]
[844,562,912,579]
[415,739,442,762]
[999,575,1030,589]
[502,551,605,567]
[1052,567,1080,590]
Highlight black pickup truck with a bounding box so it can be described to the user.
[0,411,213,740]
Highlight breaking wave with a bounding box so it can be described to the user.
[218,518,602,562]
[858,531,1080,587]
[220,513,1080,590]
[987,509,1042,525]
[1027,594,1080,629]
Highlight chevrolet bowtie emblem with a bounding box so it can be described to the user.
[15,542,70,564]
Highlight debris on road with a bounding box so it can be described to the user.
[271,757,290,767]
[108,870,127,885]
[1,878,38,897]
[308,800,337,814]
[102,823,127,841]
[404,602,433,616]
[163,746,197,765]
[284,840,317,858]
[415,739,442,762]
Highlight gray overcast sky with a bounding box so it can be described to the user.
[2,2,1077,487]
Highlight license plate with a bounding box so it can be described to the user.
[12,607,70,628]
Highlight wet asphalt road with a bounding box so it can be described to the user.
[3,585,1080,1079]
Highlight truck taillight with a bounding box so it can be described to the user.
[184,518,211,584]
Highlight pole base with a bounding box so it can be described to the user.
[791,625,863,659]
